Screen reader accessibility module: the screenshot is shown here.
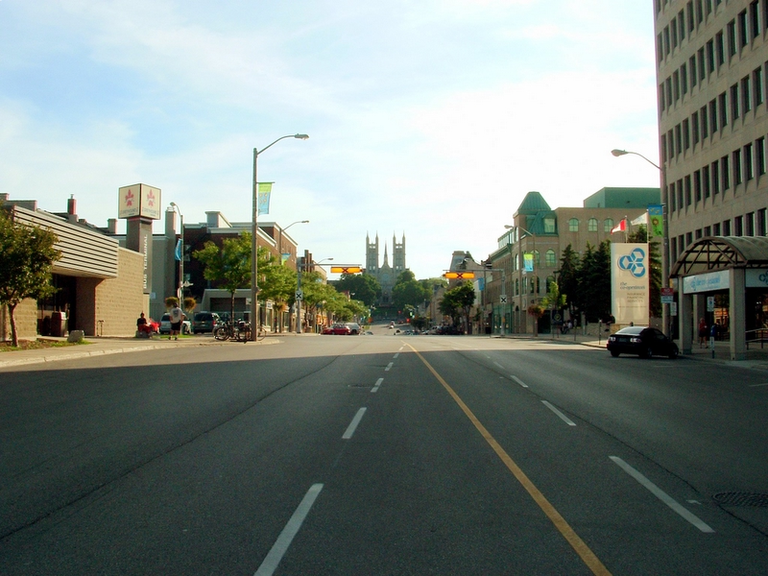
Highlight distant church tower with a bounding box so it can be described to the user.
[365,232,407,309]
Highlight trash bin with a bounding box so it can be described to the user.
[50,311,68,337]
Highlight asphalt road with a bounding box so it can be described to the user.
[1,331,767,575]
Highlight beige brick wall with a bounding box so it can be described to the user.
[90,248,145,337]
[0,298,38,342]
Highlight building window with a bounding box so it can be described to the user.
[723,220,732,235]
[742,76,752,113]
[722,155,730,190]
[719,92,728,127]
[733,149,743,185]
[673,70,680,101]
[588,218,598,232]
[727,19,737,56]
[713,222,721,235]
[692,113,700,145]
[710,98,718,132]
[675,123,682,155]
[698,47,706,81]
[604,218,614,232]
[712,160,720,194]
[685,175,692,206]
[739,9,749,47]
[745,143,755,180]
[690,56,698,88]
[731,84,740,121]
[749,1,760,39]
[746,212,755,236]
[545,250,556,267]
[670,182,677,212]
[758,209,767,236]
[700,105,709,138]
[754,66,765,107]
[703,165,711,198]
[678,179,684,208]
[544,218,556,233]
[706,39,715,73]
[705,226,712,236]
[757,137,766,176]
[735,215,744,236]
[683,119,690,149]
[715,31,725,66]
[694,170,702,202]
[569,218,579,232]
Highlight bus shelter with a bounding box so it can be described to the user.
[671,236,768,360]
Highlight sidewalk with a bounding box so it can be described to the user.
[0,334,281,368]
[497,332,768,370]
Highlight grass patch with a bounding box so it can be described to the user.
[0,339,88,352]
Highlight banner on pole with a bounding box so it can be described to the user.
[611,243,649,326]
[648,205,664,238]
[257,182,273,215]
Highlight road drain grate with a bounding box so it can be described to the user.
[713,492,768,507]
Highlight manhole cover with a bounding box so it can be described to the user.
[713,492,768,507]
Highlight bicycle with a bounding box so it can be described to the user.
[214,320,252,343]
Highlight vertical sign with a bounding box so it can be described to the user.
[611,243,649,326]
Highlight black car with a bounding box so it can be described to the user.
[607,326,679,359]
[191,311,220,334]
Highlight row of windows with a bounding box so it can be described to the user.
[668,134,767,214]
[671,208,768,262]
[662,62,767,163]
[566,217,615,233]
[656,0,727,62]
[658,3,767,115]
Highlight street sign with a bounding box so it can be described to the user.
[661,287,674,304]
[295,289,304,301]
[444,271,475,279]
[500,295,508,303]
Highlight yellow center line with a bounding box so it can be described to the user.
[406,344,612,576]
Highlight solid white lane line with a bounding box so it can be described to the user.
[394,352,400,359]
[342,408,367,439]
[511,375,529,388]
[749,382,768,387]
[609,456,715,533]
[371,377,384,393]
[385,362,393,371]
[254,483,324,576]
[541,401,576,426]
[494,361,505,369]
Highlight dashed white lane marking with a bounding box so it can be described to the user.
[541,401,576,426]
[494,361,505,369]
[511,375,529,388]
[609,456,715,533]
[394,353,400,359]
[254,483,324,576]
[342,408,367,439]
[385,362,393,371]
[371,377,383,393]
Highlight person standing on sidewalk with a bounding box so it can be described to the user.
[169,304,185,340]
[698,317,707,348]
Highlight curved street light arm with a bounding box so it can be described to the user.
[611,149,661,171]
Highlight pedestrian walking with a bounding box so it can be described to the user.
[169,303,185,340]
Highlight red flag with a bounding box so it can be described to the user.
[611,219,626,234]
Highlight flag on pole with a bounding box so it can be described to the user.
[648,205,664,238]
[631,213,648,226]
[611,219,627,234]
[257,182,273,215]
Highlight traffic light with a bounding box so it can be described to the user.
[443,271,475,279]
[330,266,362,274]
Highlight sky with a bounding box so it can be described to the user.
[0,0,661,280]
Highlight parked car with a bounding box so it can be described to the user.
[192,311,221,334]
[345,322,361,335]
[607,326,679,359]
[331,324,352,335]
[159,313,192,335]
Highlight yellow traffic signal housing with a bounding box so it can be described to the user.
[444,271,475,279]
[330,266,362,274]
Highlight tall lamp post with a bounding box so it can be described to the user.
[169,202,184,300]
[251,133,309,341]
[278,220,309,264]
[611,148,669,337]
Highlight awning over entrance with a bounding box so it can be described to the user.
[671,236,768,277]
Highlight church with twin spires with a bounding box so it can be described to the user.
[365,233,406,309]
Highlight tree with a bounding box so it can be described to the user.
[557,244,580,319]
[578,241,612,323]
[627,225,662,319]
[392,272,431,313]
[438,281,476,333]
[259,247,297,331]
[334,273,381,306]
[193,233,252,323]
[0,209,61,346]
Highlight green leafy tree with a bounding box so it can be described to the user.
[438,281,476,333]
[259,247,298,331]
[392,272,431,313]
[627,225,662,319]
[0,209,61,346]
[335,273,381,306]
[193,233,252,323]
[578,241,612,323]
[557,244,580,319]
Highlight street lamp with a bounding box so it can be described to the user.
[251,133,309,340]
[169,202,184,300]
[611,148,669,337]
[278,220,309,264]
